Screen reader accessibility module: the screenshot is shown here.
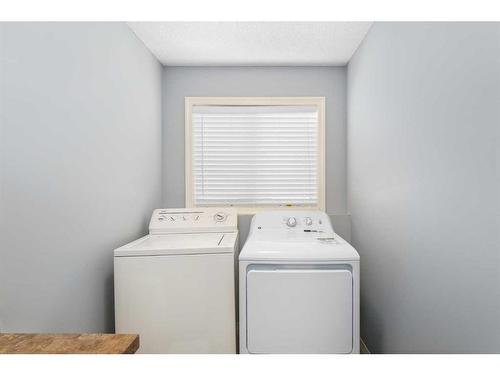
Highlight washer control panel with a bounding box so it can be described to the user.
[149,207,237,234]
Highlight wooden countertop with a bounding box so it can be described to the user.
[0,333,139,354]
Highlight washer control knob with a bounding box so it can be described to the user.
[305,217,313,226]
[214,212,227,222]
[286,217,297,227]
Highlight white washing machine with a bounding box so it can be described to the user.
[114,207,238,353]
[239,211,360,354]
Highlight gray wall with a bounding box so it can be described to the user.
[348,22,500,353]
[162,67,350,243]
[0,23,163,333]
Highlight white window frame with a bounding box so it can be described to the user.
[185,97,326,214]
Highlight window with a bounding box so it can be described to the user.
[185,97,325,213]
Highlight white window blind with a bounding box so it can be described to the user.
[191,105,319,207]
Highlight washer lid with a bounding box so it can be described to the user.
[114,232,237,257]
[239,233,359,262]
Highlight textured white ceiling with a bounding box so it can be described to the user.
[127,22,372,66]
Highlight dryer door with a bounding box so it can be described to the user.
[246,266,353,354]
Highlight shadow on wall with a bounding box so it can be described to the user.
[106,274,115,333]
[361,297,385,354]
[237,215,253,251]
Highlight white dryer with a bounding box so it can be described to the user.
[239,211,359,354]
[114,207,238,353]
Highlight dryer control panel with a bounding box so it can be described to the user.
[149,207,237,234]
[250,210,334,234]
